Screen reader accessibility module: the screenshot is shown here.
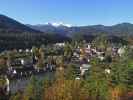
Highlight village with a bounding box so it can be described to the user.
[0,40,130,95]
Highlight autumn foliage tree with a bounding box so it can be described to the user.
[43,67,89,100]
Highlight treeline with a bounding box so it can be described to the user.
[0,32,71,51]
[0,31,131,51]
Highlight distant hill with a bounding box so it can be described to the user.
[0,15,46,50]
[0,14,131,50]
[27,23,69,35]
[0,14,41,33]
[0,15,71,50]
[28,22,133,37]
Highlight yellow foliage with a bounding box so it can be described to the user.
[43,79,89,100]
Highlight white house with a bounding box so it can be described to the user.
[75,77,80,80]
[117,47,125,56]
[21,59,24,65]
[18,49,23,53]
[73,52,80,58]
[98,56,105,61]
[26,49,30,53]
[105,69,111,74]
[87,44,91,49]
[55,43,65,47]
[5,76,10,94]
[80,64,91,76]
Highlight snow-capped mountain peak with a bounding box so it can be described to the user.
[45,22,72,27]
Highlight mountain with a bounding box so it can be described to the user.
[0,14,131,50]
[0,15,71,50]
[28,22,133,36]
[0,14,42,33]
[27,23,70,35]
[0,15,46,50]
[1,14,133,37]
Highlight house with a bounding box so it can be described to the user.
[71,56,80,63]
[80,64,91,76]
[73,52,80,58]
[75,77,80,80]
[25,49,30,53]
[117,46,126,56]
[55,43,65,47]
[21,58,33,67]
[18,49,23,53]
[5,76,10,94]
[98,56,105,61]
[85,43,91,50]
[85,48,91,54]
[105,69,111,74]
[10,59,22,66]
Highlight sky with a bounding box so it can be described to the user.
[0,0,133,26]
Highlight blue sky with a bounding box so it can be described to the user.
[0,0,133,26]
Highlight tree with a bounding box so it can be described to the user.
[34,46,46,70]
[55,56,64,69]
[108,47,133,99]
[36,59,45,70]
[39,45,45,59]
[63,42,73,61]
[84,58,111,100]
[0,76,7,100]
[32,46,39,58]
[0,57,7,72]
[110,60,128,86]
[127,60,133,89]
[93,34,108,51]
[44,68,89,100]
[10,90,24,100]
[23,76,44,100]
[65,64,78,80]
[72,32,84,42]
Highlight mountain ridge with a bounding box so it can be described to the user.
[0,14,42,33]
[0,14,132,50]
[27,22,133,36]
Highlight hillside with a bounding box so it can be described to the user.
[0,15,46,50]
[0,14,131,50]
[0,15,72,50]
[28,23,133,36]
[0,15,41,33]
[27,23,69,35]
